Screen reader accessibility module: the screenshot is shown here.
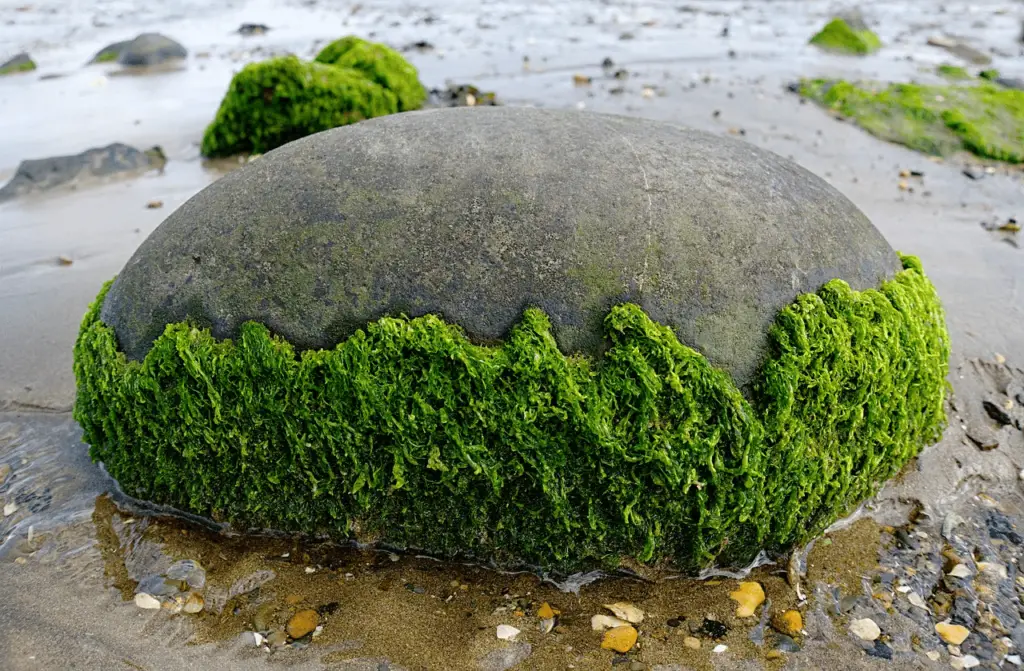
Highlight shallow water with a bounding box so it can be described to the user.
[1,0,1024,668]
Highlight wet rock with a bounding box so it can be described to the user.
[496,625,519,641]
[771,610,803,636]
[986,511,1022,545]
[683,636,701,650]
[165,559,206,589]
[849,618,881,641]
[116,33,187,67]
[266,630,288,647]
[982,400,1013,426]
[237,24,270,36]
[137,575,181,597]
[477,643,532,671]
[951,591,980,627]
[286,610,319,639]
[866,640,893,660]
[0,144,165,202]
[0,464,10,485]
[967,424,999,450]
[3,501,18,517]
[926,36,992,65]
[183,592,204,614]
[0,52,36,76]
[697,618,729,640]
[774,634,801,652]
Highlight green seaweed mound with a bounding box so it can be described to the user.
[200,37,426,158]
[315,38,426,112]
[73,256,948,572]
[809,18,882,55]
[0,55,36,75]
[936,64,970,80]
[799,78,1024,163]
[200,56,399,157]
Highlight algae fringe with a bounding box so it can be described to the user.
[73,256,949,573]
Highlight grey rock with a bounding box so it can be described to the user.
[116,33,187,67]
[995,77,1024,91]
[0,52,36,75]
[0,144,165,202]
[88,40,131,65]
[100,107,900,389]
[926,36,992,65]
[238,23,270,36]
[477,643,532,671]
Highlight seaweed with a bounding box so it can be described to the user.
[199,55,398,158]
[809,18,882,55]
[799,78,1024,163]
[315,38,426,112]
[73,256,948,573]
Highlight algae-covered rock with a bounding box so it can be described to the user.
[88,40,131,64]
[937,64,971,80]
[75,107,949,573]
[200,55,398,157]
[0,52,36,75]
[809,18,882,55]
[314,37,426,112]
[799,78,1024,163]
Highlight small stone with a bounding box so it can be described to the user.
[14,557,27,565]
[927,651,941,661]
[287,610,319,639]
[0,464,11,484]
[3,502,18,516]
[978,562,1008,581]
[183,592,204,614]
[713,644,728,653]
[867,640,893,660]
[603,602,644,624]
[496,624,520,641]
[162,595,184,614]
[850,618,881,641]
[771,610,803,636]
[146,200,163,209]
[537,602,558,619]
[730,582,765,618]
[572,74,592,86]
[936,622,970,645]
[539,617,555,634]
[952,655,980,669]
[134,592,162,609]
[251,632,265,646]
[949,564,972,578]
[1007,654,1022,665]
[775,635,801,653]
[57,255,73,266]
[766,650,784,660]
[601,625,638,653]
[305,566,316,574]
[267,630,288,647]
[683,636,701,650]
[592,614,630,630]
[908,592,929,610]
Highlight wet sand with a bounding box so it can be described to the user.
[1,1,1024,669]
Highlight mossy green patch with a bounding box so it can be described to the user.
[200,55,398,158]
[201,36,426,158]
[937,64,970,80]
[315,39,426,112]
[73,256,948,573]
[0,56,36,75]
[809,18,882,55]
[799,78,1024,163]
[979,69,1000,81]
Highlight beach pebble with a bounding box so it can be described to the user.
[683,636,701,650]
[948,564,972,578]
[730,582,765,618]
[592,614,630,630]
[771,609,803,636]
[951,655,980,669]
[713,644,729,653]
[603,602,644,624]
[183,592,204,614]
[927,650,942,661]
[287,610,320,639]
[134,592,162,609]
[496,624,520,641]
[936,622,970,645]
[908,592,929,610]
[850,618,881,641]
[0,464,10,484]
[601,625,638,653]
[3,501,18,517]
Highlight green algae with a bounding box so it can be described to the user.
[73,256,948,573]
[315,38,426,112]
[799,78,1024,163]
[0,56,36,75]
[201,37,426,158]
[200,55,398,158]
[809,18,882,55]
[937,64,970,80]
[979,69,1000,81]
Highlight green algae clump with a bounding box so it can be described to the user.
[799,78,1024,163]
[0,54,36,75]
[809,18,882,55]
[937,64,971,80]
[73,256,948,573]
[200,56,398,157]
[315,38,426,112]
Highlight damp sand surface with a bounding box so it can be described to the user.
[2,0,1024,669]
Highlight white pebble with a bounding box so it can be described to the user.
[908,592,928,610]
[3,502,18,517]
[713,644,728,653]
[304,567,316,574]
[1007,655,1022,666]
[496,624,520,641]
[897,585,912,593]
[948,564,972,578]
[134,592,162,610]
[251,632,265,647]
[961,655,981,669]
[849,618,881,642]
[927,651,941,661]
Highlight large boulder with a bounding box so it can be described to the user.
[75,107,949,573]
[113,106,897,386]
